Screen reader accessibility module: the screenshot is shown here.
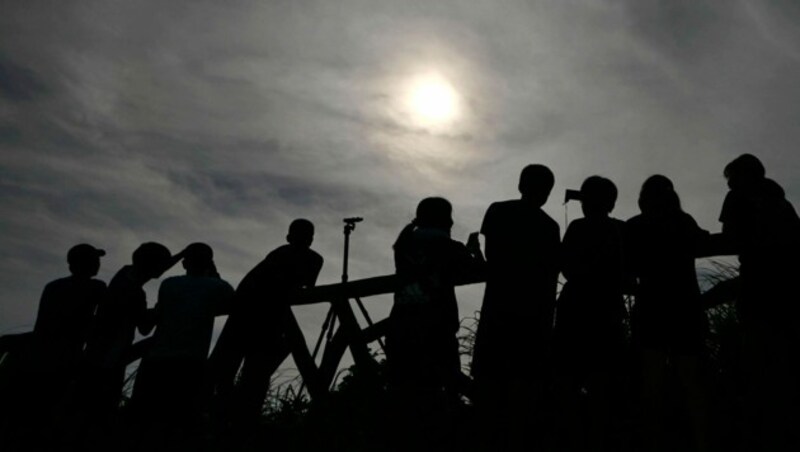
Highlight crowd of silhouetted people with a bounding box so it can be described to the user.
[0,153,799,452]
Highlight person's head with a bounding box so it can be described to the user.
[724,154,765,191]
[67,244,105,278]
[579,176,617,218]
[415,197,454,232]
[638,175,682,216]
[287,219,315,248]
[132,242,172,280]
[182,242,214,276]
[519,164,555,207]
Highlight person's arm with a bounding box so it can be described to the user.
[479,204,495,262]
[466,232,485,262]
[301,254,324,288]
[708,191,744,257]
[137,288,157,336]
[215,282,235,316]
[450,239,486,284]
[81,281,107,345]
[33,282,56,335]
[560,223,580,282]
[154,246,190,278]
[686,214,714,259]
[620,221,637,296]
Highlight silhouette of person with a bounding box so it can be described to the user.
[470,164,561,451]
[80,242,184,422]
[386,197,484,451]
[388,197,484,394]
[2,244,107,449]
[33,244,107,386]
[717,154,800,451]
[553,176,627,452]
[209,219,323,425]
[131,243,234,449]
[627,175,713,452]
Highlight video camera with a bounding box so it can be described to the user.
[343,217,363,225]
[564,189,582,203]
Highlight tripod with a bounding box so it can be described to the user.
[311,217,384,368]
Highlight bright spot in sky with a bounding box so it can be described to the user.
[405,73,460,127]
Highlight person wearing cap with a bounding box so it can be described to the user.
[209,219,323,425]
[33,244,108,374]
[81,242,186,421]
[15,244,108,435]
[131,243,234,447]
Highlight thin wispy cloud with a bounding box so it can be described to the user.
[2,1,799,340]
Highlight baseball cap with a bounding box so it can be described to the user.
[67,243,106,265]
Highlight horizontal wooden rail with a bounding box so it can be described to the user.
[290,270,487,306]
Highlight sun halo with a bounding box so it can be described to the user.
[405,73,461,128]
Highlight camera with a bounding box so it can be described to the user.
[564,189,582,203]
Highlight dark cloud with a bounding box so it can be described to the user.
[0,55,49,102]
[0,126,22,145]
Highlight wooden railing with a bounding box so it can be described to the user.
[0,271,487,401]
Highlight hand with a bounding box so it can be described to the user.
[175,246,190,259]
[466,232,481,254]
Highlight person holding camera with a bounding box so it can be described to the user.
[553,176,627,452]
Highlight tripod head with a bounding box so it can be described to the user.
[343,217,363,235]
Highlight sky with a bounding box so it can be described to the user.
[2,0,800,365]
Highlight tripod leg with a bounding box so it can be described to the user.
[353,297,386,352]
[317,326,350,389]
[311,305,335,360]
[331,298,374,367]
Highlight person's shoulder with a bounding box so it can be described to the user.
[675,211,704,232]
[158,275,186,295]
[308,248,323,263]
[610,217,626,226]
[626,214,644,226]
[720,189,747,220]
[218,278,235,292]
[568,217,589,227]
[447,237,468,250]
[264,245,286,260]
[487,199,520,213]
[185,276,235,297]
[108,266,135,289]
[88,278,107,291]
[538,208,560,230]
[45,276,73,289]
[160,275,185,285]
[267,244,299,261]
[563,217,584,233]
[677,210,698,222]
[761,178,786,199]
[206,276,234,292]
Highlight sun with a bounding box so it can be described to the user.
[405,73,460,127]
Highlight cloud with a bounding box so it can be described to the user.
[0,56,50,102]
[1,0,799,349]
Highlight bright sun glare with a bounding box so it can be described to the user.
[405,73,460,127]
